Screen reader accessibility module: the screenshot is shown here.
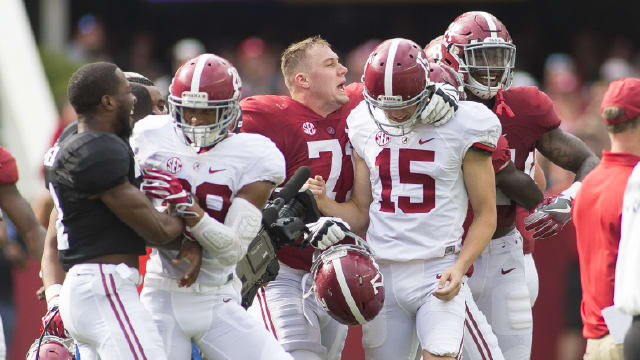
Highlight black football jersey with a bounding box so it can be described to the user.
[44,130,145,271]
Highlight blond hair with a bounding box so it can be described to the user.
[281,36,331,91]
[603,106,640,134]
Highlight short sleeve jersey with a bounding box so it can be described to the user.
[572,151,640,338]
[348,100,501,262]
[240,83,364,271]
[44,130,145,271]
[131,115,285,285]
[494,86,561,246]
[0,147,19,185]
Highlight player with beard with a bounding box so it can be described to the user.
[427,11,600,359]
[43,62,187,359]
[240,36,460,360]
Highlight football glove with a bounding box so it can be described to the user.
[140,168,184,200]
[420,82,459,127]
[524,194,572,240]
[40,306,67,338]
[306,217,350,250]
[165,191,199,218]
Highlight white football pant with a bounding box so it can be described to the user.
[523,253,539,306]
[362,256,465,359]
[59,263,166,360]
[140,274,292,360]
[247,262,348,360]
[467,229,533,360]
[0,313,5,360]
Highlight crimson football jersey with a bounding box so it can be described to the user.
[494,86,561,250]
[240,83,364,271]
[0,146,19,185]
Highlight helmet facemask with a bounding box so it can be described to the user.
[458,41,516,99]
[363,85,433,137]
[168,90,241,148]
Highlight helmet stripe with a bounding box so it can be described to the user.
[479,12,498,39]
[190,54,211,92]
[384,39,401,97]
[332,258,367,325]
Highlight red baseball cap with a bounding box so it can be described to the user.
[600,77,640,125]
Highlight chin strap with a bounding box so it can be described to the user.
[494,88,515,118]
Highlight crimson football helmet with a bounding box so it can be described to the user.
[168,53,242,148]
[309,232,384,325]
[26,335,75,360]
[443,11,516,99]
[363,38,433,136]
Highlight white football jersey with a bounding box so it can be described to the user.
[347,101,501,262]
[130,115,286,286]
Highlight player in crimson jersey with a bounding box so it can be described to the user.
[0,146,47,359]
[241,36,459,360]
[428,11,600,359]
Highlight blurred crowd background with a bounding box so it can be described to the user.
[2,0,640,359]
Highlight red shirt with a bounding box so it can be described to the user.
[0,146,19,185]
[240,83,364,271]
[573,151,640,338]
[495,86,562,252]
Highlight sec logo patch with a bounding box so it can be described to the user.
[376,131,390,146]
[302,122,316,135]
[166,157,183,174]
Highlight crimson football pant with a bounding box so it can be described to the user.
[248,262,348,360]
[59,263,166,360]
[466,229,533,360]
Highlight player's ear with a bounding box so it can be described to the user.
[295,72,310,89]
[100,94,116,111]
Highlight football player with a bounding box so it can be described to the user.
[307,38,501,360]
[131,53,293,360]
[240,35,460,360]
[0,147,46,360]
[43,62,187,359]
[429,11,600,359]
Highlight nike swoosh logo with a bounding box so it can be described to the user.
[546,204,571,213]
[223,298,232,303]
[501,267,516,275]
[209,168,225,175]
[419,138,435,145]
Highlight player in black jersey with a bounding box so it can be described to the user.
[40,62,194,360]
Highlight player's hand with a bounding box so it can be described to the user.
[306,217,350,250]
[420,82,459,127]
[434,263,465,301]
[165,190,203,220]
[524,194,572,240]
[173,238,203,288]
[36,285,45,301]
[303,176,330,207]
[40,306,67,338]
[140,168,184,199]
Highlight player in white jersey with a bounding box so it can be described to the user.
[306,38,500,360]
[130,54,293,360]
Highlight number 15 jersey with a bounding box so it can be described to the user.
[347,101,501,262]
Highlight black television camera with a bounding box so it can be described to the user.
[237,166,321,308]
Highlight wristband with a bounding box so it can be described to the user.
[561,181,582,199]
[45,284,62,310]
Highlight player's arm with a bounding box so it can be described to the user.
[495,162,544,211]
[436,148,496,301]
[535,127,599,182]
[0,183,46,262]
[100,180,185,245]
[180,180,274,266]
[304,150,372,236]
[0,211,6,248]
